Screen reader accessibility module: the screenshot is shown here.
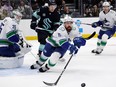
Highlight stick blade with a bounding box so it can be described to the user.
[84,31,96,40]
[43,81,56,86]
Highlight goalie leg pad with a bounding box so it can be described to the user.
[0,53,24,69]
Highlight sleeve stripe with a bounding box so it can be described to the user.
[0,39,13,45]
[6,30,17,39]
[32,11,41,19]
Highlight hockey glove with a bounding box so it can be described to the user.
[73,37,86,48]
[92,22,98,28]
[69,44,78,54]
[92,21,103,28]
[30,22,37,30]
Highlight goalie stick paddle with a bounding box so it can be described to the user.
[43,32,96,86]
[43,54,74,86]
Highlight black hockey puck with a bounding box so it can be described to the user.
[81,83,86,87]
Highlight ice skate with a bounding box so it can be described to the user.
[96,48,103,54]
[39,64,50,72]
[30,61,42,69]
[91,48,103,54]
[91,48,98,53]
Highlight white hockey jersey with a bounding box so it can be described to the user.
[46,23,81,47]
[99,10,116,30]
[0,17,19,47]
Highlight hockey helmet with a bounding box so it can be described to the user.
[12,10,22,23]
[48,0,57,6]
[48,0,57,12]
[63,15,74,23]
[102,2,110,7]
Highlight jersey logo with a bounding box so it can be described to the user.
[103,18,110,26]
[58,33,61,37]
[43,18,52,29]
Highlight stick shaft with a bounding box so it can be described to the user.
[81,23,92,25]
[55,54,74,85]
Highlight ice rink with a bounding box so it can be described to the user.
[0,38,116,87]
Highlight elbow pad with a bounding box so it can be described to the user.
[30,22,37,30]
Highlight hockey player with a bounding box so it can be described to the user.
[30,15,86,72]
[91,1,116,54]
[30,1,61,56]
[0,10,23,57]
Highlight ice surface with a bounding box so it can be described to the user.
[0,38,116,87]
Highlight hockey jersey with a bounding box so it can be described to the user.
[46,23,81,47]
[99,10,116,30]
[0,17,19,47]
[31,6,61,34]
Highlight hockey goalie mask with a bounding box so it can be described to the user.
[63,15,74,32]
[13,11,22,24]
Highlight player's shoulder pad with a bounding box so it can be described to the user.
[110,10,116,14]
[3,17,12,24]
[41,6,48,11]
[99,11,104,15]
[58,24,65,31]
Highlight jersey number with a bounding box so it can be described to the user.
[0,23,4,34]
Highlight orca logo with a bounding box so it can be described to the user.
[43,18,52,30]
[103,18,110,26]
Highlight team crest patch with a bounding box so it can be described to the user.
[58,33,61,37]
[42,13,46,16]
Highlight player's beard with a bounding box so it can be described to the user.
[66,26,72,32]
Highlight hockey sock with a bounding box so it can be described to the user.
[100,41,107,49]
[96,39,101,48]
[100,34,108,49]
[38,44,45,55]
[47,52,61,68]
[37,52,48,65]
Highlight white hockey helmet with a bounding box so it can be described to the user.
[102,2,110,7]
[63,15,73,23]
[12,10,23,23]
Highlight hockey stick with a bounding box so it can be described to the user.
[81,23,111,29]
[75,20,92,26]
[84,31,96,40]
[43,53,74,86]
[81,23,92,26]
[43,31,96,86]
